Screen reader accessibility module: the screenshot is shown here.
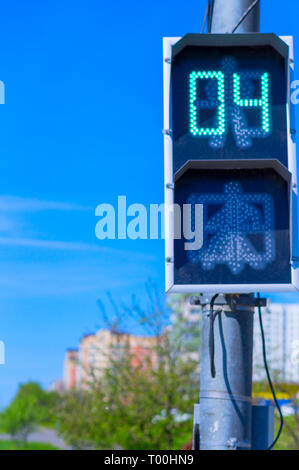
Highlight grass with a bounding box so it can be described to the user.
[0,440,59,450]
[274,415,299,451]
[0,417,296,450]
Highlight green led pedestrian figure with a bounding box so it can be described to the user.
[188,182,275,275]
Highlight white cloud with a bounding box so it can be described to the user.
[0,254,157,297]
[0,214,20,234]
[0,196,159,298]
[0,195,90,212]
[0,237,102,251]
[0,195,92,238]
[0,236,155,261]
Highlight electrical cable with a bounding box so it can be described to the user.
[200,3,209,34]
[209,294,221,378]
[231,0,260,33]
[207,0,215,33]
[257,292,284,450]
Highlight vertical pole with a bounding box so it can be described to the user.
[210,0,260,33]
[198,0,260,451]
[199,297,254,450]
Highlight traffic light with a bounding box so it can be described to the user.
[163,34,299,293]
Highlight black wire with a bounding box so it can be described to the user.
[231,0,260,33]
[257,293,284,450]
[209,293,220,378]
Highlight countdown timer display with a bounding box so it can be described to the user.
[171,45,287,174]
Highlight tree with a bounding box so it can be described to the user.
[0,382,59,442]
[57,286,201,449]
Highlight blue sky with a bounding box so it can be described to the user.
[0,0,299,407]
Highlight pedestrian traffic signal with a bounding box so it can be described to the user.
[163,34,299,293]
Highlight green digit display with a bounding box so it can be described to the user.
[233,72,270,134]
[189,71,225,136]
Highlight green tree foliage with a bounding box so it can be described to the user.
[57,289,200,450]
[0,382,59,441]
[253,371,299,449]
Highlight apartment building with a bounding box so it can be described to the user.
[63,329,158,391]
[63,348,79,390]
[167,293,202,363]
[253,302,299,383]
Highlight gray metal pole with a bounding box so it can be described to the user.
[198,0,260,451]
[210,0,260,33]
[199,298,254,450]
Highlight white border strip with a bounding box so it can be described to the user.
[163,38,178,292]
[282,36,299,292]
